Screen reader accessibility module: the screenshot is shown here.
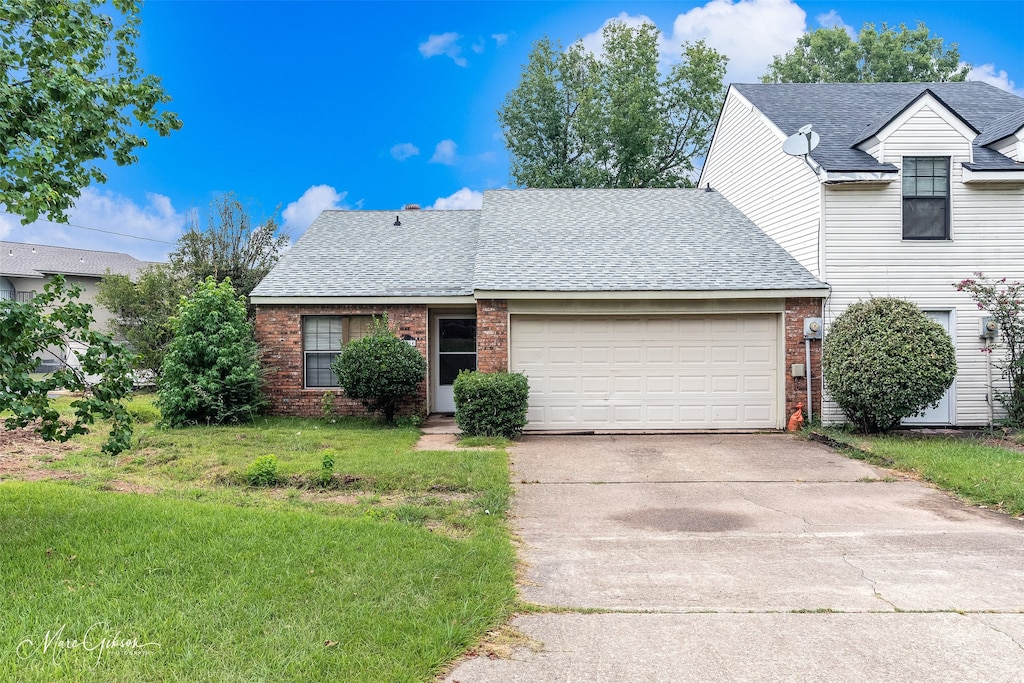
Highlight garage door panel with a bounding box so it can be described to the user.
[511,314,779,430]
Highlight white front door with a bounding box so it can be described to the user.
[903,310,954,426]
[432,315,477,413]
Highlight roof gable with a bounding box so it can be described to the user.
[733,82,1024,172]
[853,89,978,146]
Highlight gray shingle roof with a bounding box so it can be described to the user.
[249,210,479,297]
[734,82,1024,172]
[974,106,1024,146]
[0,241,153,279]
[473,189,825,292]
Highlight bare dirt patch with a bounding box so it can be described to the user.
[0,425,84,482]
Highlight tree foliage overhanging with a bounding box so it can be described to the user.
[762,21,969,84]
[498,21,728,189]
[0,0,182,222]
[0,275,135,454]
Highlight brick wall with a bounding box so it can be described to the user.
[476,299,509,372]
[784,298,824,422]
[255,304,428,418]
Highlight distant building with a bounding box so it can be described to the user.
[1,241,157,371]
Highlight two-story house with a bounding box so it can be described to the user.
[700,82,1024,426]
[2,241,155,370]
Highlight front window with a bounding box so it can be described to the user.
[902,157,950,240]
[303,315,372,387]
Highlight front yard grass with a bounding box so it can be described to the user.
[0,396,516,681]
[815,429,1024,516]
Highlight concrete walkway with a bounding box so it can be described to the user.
[445,434,1024,682]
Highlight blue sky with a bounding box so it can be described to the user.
[2,0,1021,261]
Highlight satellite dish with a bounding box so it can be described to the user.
[782,124,820,157]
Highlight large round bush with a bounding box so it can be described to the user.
[331,316,426,423]
[823,298,956,433]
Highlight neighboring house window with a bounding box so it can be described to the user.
[303,315,372,387]
[902,157,950,240]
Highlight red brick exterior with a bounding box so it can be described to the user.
[257,297,823,428]
[476,299,509,372]
[255,304,428,418]
[784,297,824,423]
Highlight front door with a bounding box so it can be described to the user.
[433,316,477,413]
[903,310,954,426]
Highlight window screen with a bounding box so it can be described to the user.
[902,157,950,240]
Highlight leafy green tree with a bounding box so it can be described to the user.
[955,274,1024,426]
[158,277,264,427]
[822,298,957,433]
[0,0,182,223]
[0,275,135,454]
[498,21,728,188]
[762,21,969,83]
[170,193,290,302]
[96,264,187,378]
[331,315,427,423]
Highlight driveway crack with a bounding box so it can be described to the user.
[839,553,898,611]
[730,484,812,533]
[969,615,1024,653]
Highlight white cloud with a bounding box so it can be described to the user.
[667,0,807,84]
[428,188,483,210]
[472,40,485,54]
[430,139,458,165]
[282,184,349,234]
[418,32,467,67]
[492,33,509,48]
[968,63,1024,97]
[390,142,420,161]
[577,12,656,58]
[816,10,855,37]
[0,188,187,262]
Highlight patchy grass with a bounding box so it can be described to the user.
[1,396,517,681]
[457,435,512,449]
[814,429,1024,516]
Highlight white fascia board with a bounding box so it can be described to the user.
[474,288,830,301]
[250,295,477,305]
[961,167,1024,184]
[875,92,978,146]
[821,171,898,184]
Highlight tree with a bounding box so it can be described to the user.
[822,298,957,433]
[158,277,264,427]
[169,193,290,302]
[955,274,1024,426]
[331,315,427,423]
[0,275,135,454]
[762,21,969,84]
[0,0,181,223]
[498,21,728,189]
[96,264,187,379]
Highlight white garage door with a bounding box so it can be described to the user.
[510,314,780,430]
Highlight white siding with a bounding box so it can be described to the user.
[702,92,822,276]
[992,137,1020,162]
[821,103,1024,425]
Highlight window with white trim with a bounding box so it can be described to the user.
[902,157,950,240]
[303,316,372,387]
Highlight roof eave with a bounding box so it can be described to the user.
[962,166,1024,184]
[473,288,830,301]
[250,295,477,305]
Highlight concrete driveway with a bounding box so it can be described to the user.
[446,434,1024,682]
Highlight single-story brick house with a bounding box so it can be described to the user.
[250,188,829,430]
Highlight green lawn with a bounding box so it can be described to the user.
[815,430,1024,516]
[0,397,516,681]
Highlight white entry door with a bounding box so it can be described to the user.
[903,310,954,426]
[432,315,477,413]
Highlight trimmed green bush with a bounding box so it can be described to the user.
[822,297,957,433]
[453,371,530,439]
[331,315,426,423]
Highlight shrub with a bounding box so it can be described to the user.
[453,371,530,439]
[331,315,426,423]
[955,273,1024,426]
[245,455,279,487]
[158,277,265,427]
[822,297,957,433]
[319,452,335,487]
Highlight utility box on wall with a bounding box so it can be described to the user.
[803,317,823,340]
